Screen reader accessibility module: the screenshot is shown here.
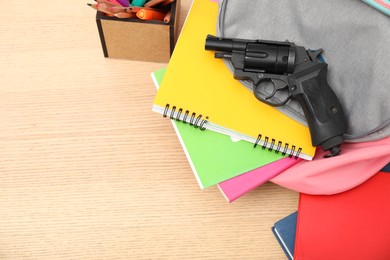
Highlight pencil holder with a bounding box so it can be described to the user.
[95,0,180,63]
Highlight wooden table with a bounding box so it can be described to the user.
[0,0,298,258]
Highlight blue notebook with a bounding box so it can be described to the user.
[271,211,297,260]
[381,162,390,173]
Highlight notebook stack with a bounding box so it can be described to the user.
[151,0,314,202]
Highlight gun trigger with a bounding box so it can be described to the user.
[265,79,288,99]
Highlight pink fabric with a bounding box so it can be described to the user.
[271,136,390,195]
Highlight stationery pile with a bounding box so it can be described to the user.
[151,0,390,258]
[87,0,173,22]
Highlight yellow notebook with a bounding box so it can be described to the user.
[153,0,316,160]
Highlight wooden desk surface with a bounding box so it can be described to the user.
[0,0,298,259]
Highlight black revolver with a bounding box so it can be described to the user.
[205,35,347,157]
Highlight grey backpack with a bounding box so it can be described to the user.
[217,0,390,143]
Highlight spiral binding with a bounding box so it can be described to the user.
[163,104,208,130]
[254,134,302,159]
[163,104,302,159]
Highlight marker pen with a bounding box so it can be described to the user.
[136,8,166,20]
[131,0,147,7]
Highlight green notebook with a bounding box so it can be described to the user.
[152,68,285,189]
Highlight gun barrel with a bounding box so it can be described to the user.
[205,35,247,52]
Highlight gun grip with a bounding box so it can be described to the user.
[289,63,347,153]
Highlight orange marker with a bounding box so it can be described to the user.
[136,8,166,21]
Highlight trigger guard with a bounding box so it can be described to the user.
[266,93,291,106]
[254,78,291,107]
[253,80,276,106]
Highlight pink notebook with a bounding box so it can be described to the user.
[218,157,300,202]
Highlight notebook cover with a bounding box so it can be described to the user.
[152,68,285,189]
[272,211,298,260]
[218,157,300,202]
[152,0,315,160]
[294,171,390,260]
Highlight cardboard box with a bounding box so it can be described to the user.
[96,0,180,63]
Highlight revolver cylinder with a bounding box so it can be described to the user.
[205,35,295,74]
